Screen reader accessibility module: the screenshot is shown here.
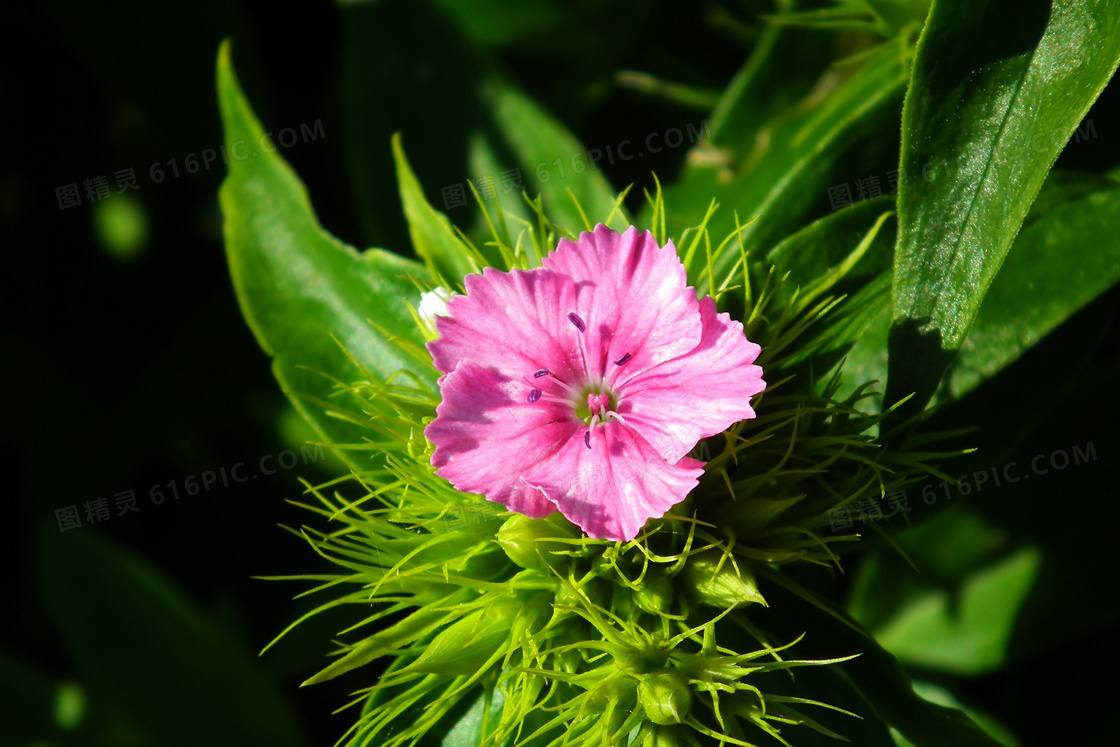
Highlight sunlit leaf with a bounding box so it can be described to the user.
[887,0,1120,412]
[218,41,434,470]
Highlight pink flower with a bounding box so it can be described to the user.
[425,225,765,542]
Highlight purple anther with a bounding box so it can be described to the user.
[567,312,586,333]
[584,430,591,448]
[614,353,632,366]
[528,389,542,403]
[534,369,550,378]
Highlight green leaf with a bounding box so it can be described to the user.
[707,0,836,155]
[439,686,506,747]
[217,41,435,470]
[761,198,896,402]
[428,0,562,46]
[467,129,534,236]
[887,0,1120,413]
[863,0,931,33]
[765,195,896,307]
[302,607,451,686]
[847,172,1120,411]
[848,508,1007,630]
[849,506,1041,677]
[897,682,1021,747]
[37,530,306,747]
[613,71,721,111]
[761,571,1005,747]
[871,547,1040,676]
[667,41,908,295]
[940,177,1120,400]
[480,76,624,233]
[405,606,513,676]
[393,132,479,285]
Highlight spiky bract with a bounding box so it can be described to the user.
[268,186,959,746]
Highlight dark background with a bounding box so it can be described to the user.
[2,1,1117,745]
[1,2,752,744]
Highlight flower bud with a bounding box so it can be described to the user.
[406,598,528,675]
[584,675,637,735]
[681,551,766,609]
[495,514,577,570]
[639,669,692,726]
[634,568,674,615]
[633,723,698,747]
[417,287,456,332]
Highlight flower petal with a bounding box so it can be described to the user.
[522,421,704,542]
[426,360,578,518]
[617,296,765,463]
[428,267,584,386]
[542,224,701,382]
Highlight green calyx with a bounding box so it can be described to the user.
[639,670,692,725]
[682,550,767,609]
[495,513,580,570]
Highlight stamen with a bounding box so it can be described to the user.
[606,411,629,426]
[535,391,570,405]
[567,312,586,333]
[584,430,591,448]
[614,353,631,366]
[534,369,550,378]
[527,389,542,403]
[574,329,595,387]
[546,375,579,397]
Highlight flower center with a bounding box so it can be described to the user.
[587,392,610,417]
[572,388,616,421]
[521,310,634,448]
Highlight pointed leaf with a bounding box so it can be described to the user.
[765,195,896,304]
[897,682,1022,747]
[440,686,507,747]
[888,0,1120,412]
[393,133,478,284]
[217,41,435,469]
[843,174,1120,410]
[707,0,836,156]
[941,177,1120,400]
[666,42,908,295]
[405,605,514,676]
[481,76,623,232]
[302,608,450,686]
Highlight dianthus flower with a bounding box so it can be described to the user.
[425,225,765,541]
